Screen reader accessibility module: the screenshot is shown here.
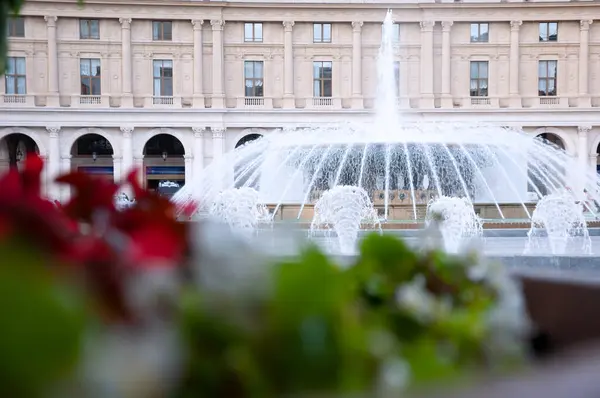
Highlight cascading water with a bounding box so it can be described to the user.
[208,187,270,236]
[310,186,381,254]
[173,10,600,255]
[525,191,592,255]
[425,197,483,253]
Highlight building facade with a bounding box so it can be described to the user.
[1,0,600,200]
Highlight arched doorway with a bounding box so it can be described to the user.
[529,132,566,196]
[235,133,262,149]
[143,133,185,197]
[536,132,565,150]
[234,133,263,188]
[71,133,114,181]
[0,133,39,173]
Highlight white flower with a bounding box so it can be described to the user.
[395,276,437,322]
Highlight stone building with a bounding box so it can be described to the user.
[0,0,599,200]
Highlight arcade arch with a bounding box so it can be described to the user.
[142,133,185,196]
[70,133,115,181]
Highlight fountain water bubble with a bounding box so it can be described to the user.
[526,191,592,255]
[310,186,381,254]
[425,196,483,253]
[209,187,271,236]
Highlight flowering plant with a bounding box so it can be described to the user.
[0,155,530,398]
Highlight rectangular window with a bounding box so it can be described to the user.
[152,21,172,41]
[80,58,101,95]
[539,22,558,42]
[469,61,488,97]
[153,59,173,97]
[470,23,488,43]
[80,19,100,39]
[5,57,26,94]
[244,61,264,97]
[394,61,400,97]
[7,17,24,37]
[313,61,332,97]
[382,23,400,43]
[244,23,263,42]
[313,23,332,43]
[538,60,557,96]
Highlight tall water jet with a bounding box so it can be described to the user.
[425,196,483,253]
[310,186,381,254]
[209,187,270,236]
[525,191,592,255]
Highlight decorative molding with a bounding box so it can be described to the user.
[351,21,363,33]
[420,21,434,32]
[184,154,193,160]
[441,21,453,32]
[192,127,205,138]
[211,127,225,138]
[283,20,294,31]
[44,16,57,28]
[580,20,593,31]
[578,125,592,134]
[510,20,522,31]
[46,126,60,137]
[210,20,225,30]
[191,19,204,30]
[119,18,132,29]
[120,126,134,137]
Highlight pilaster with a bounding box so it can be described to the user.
[210,20,225,109]
[283,20,295,109]
[119,18,133,108]
[120,126,134,178]
[46,125,61,200]
[192,20,205,108]
[441,21,453,108]
[192,127,205,175]
[211,127,225,162]
[579,20,593,108]
[44,16,59,107]
[509,20,522,108]
[419,21,435,109]
[351,21,363,109]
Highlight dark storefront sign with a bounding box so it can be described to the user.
[146,166,185,175]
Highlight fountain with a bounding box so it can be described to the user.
[208,187,270,236]
[173,10,600,258]
[425,197,483,253]
[115,193,135,210]
[525,191,592,255]
[310,186,381,254]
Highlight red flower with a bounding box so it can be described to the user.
[57,171,119,223]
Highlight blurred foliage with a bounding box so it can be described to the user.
[176,234,529,398]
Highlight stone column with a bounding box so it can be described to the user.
[46,126,61,200]
[119,18,133,107]
[133,156,144,188]
[579,20,593,108]
[590,154,598,177]
[210,20,225,108]
[351,21,363,109]
[44,16,59,107]
[60,155,71,202]
[419,21,435,108]
[283,20,295,109]
[192,127,205,175]
[509,20,522,108]
[112,155,122,184]
[441,21,453,108]
[212,127,225,162]
[184,154,193,186]
[192,20,205,108]
[120,126,134,177]
[578,125,592,194]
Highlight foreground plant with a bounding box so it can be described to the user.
[0,155,531,398]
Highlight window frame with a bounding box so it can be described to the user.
[539,22,558,42]
[469,60,489,97]
[79,19,100,40]
[5,56,26,95]
[7,17,24,38]
[538,60,557,97]
[244,60,264,97]
[153,59,174,97]
[470,23,489,43]
[152,21,173,41]
[79,58,102,96]
[313,61,333,98]
[244,22,263,42]
[313,23,332,43]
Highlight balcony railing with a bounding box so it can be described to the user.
[539,97,560,105]
[3,94,26,104]
[153,96,174,105]
[470,96,491,106]
[79,95,102,105]
[312,97,333,107]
